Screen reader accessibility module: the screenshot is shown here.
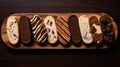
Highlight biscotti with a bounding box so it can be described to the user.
[56,16,71,46]
[1,13,118,49]
[89,16,103,45]
[19,16,33,45]
[100,15,115,45]
[78,15,93,44]
[6,16,19,45]
[30,15,47,44]
[43,16,58,44]
[68,15,81,45]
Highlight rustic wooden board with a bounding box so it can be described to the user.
[1,13,118,49]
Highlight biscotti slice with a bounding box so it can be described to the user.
[68,15,81,45]
[78,15,93,44]
[43,16,58,44]
[100,15,115,45]
[30,15,47,44]
[56,16,71,46]
[6,16,19,45]
[19,16,33,45]
[89,16,103,45]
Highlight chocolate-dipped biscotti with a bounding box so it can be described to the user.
[43,16,58,44]
[1,13,117,49]
[6,16,19,45]
[56,16,71,45]
[89,16,103,45]
[78,15,93,44]
[30,15,47,44]
[19,16,33,45]
[100,15,115,45]
[68,15,81,45]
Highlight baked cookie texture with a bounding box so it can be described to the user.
[56,16,71,45]
[30,15,47,44]
[68,15,81,45]
[6,16,19,45]
[43,16,58,44]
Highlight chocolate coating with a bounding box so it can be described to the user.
[30,15,47,44]
[44,16,58,44]
[68,15,81,44]
[6,16,19,45]
[19,16,32,45]
[56,16,71,45]
[89,16,103,44]
[100,15,115,44]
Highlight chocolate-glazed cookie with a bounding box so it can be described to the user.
[30,15,47,44]
[19,16,33,45]
[6,16,19,45]
[89,16,103,45]
[68,15,81,45]
[56,16,71,45]
[78,15,93,44]
[100,15,115,44]
[43,16,58,44]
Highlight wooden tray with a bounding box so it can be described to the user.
[1,13,118,49]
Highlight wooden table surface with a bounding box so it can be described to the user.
[0,0,120,67]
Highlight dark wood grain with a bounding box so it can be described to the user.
[0,0,120,67]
